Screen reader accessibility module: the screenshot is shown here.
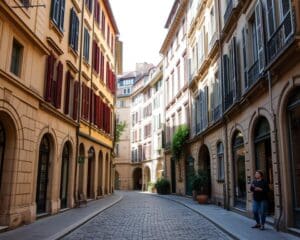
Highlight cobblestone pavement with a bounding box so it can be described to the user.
[63,192,231,240]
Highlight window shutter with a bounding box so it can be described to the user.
[81,84,85,118]
[64,71,71,114]
[75,15,79,52]
[255,0,265,73]
[51,0,60,24]
[55,61,63,108]
[231,37,238,100]
[59,0,65,31]
[266,0,276,38]
[242,28,248,89]
[73,81,79,120]
[204,86,208,128]
[92,41,96,71]
[69,8,74,47]
[45,55,55,102]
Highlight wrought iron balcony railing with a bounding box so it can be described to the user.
[224,0,233,25]
[267,10,294,64]
[246,60,259,89]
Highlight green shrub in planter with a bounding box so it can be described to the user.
[155,178,170,194]
[147,182,155,192]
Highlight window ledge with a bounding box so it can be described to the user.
[49,20,64,40]
[69,46,78,59]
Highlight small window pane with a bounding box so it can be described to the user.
[10,39,23,77]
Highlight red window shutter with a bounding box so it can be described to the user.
[45,54,55,102]
[96,45,100,74]
[92,41,96,71]
[73,81,79,120]
[64,71,71,114]
[55,61,63,108]
[82,84,85,118]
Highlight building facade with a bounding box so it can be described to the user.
[163,0,300,233]
[160,0,190,195]
[115,63,165,191]
[0,0,119,228]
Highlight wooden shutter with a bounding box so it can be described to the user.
[81,83,86,118]
[75,14,79,52]
[231,37,238,100]
[242,28,248,89]
[69,8,74,47]
[55,61,63,108]
[266,0,275,38]
[59,0,65,31]
[204,86,208,128]
[255,0,265,73]
[73,81,79,120]
[45,54,55,102]
[64,71,71,114]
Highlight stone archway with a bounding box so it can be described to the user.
[198,145,211,197]
[97,151,103,196]
[133,168,142,190]
[232,131,246,209]
[286,87,300,227]
[87,147,95,199]
[78,143,85,197]
[253,117,274,215]
[60,141,72,209]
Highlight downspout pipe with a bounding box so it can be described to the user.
[268,71,283,231]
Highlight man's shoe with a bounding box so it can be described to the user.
[260,225,265,230]
[251,224,261,228]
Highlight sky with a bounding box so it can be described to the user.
[110,0,174,73]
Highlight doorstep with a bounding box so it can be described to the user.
[288,227,300,237]
[0,226,8,233]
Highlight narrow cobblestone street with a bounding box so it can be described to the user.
[63,192,230,240]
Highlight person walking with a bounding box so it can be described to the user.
[250,170,269,230]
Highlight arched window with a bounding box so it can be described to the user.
[217,142,224,182]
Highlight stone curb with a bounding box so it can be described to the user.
[47,193,124,240]
[150,193,238,240]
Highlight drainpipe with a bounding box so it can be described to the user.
[268,71,283,231]
[74,0,85,203]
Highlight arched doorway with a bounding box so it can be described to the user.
[254,117,274,215]
[232,131,246,209]
[105,153,109,194]
[287,88,300,227]
[87,147,95,199]
[78,143,85,197]
[36,135,51,214]
[114,171,120,190]
[198,145,211,197]
[133,168,142,190]
[98,151,103,196]
[185,156,194,196]
[144,166,151,191]
[0,122,5,189]
[60,142,70,209]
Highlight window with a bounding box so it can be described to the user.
[209,5,216,41]
[83,28,90,62]
[69,8,79,52]
[85,0,93,13]
[44,54,64,109]
[94,1,100,24]
[10,39,23,77]
[64,71,79,120]
[217,142,225,181]
[177,63,181,90]
[178,109,182,126]
[51,0,65,31]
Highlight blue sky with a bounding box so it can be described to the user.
[110,0,174,72]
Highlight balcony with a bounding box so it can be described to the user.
[224,90,234,110]
[224,0,233,25]
[267,11,294,65]
[246,60,259,89]
[212,105,222,122]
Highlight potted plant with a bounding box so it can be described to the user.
[192,170,210,204]
[155,178,170,195]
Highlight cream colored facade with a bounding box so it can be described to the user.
[163,0,300,233]
[0,0,119,229]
